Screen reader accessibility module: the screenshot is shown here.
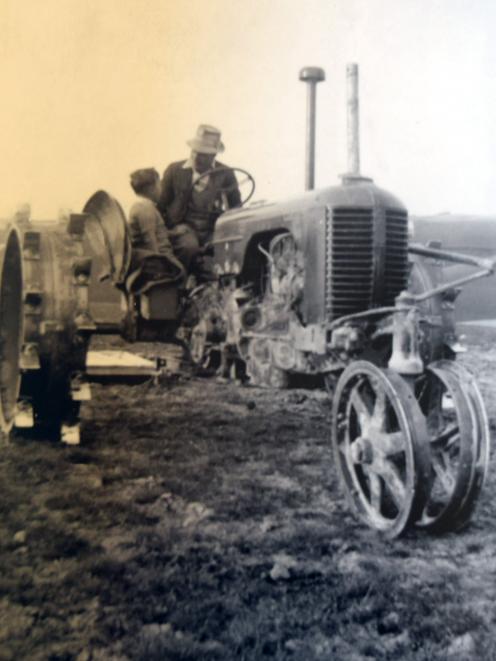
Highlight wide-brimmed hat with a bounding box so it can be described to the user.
[187,125,225,154]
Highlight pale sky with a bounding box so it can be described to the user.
[1,0,495,219]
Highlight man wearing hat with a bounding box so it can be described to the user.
[158,125,241,270]
[128,167,184,274]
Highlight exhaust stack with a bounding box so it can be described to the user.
[347,63,360,176]
[299,66,325,190]
[342,63,372,184]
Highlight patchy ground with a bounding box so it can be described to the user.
[1,336,496,660]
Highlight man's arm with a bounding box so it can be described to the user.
[223,168,242,208]
[155,217,186,276]
[154,213,175,256]
[158,162,191,228]
[158,164,175,224]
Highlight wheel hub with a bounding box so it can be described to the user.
[350,437,374,465]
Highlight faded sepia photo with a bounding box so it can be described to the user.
[1,1,496,659]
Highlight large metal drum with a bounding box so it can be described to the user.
[0,216,93,443]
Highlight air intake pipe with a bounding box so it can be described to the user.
[299,66,325,190]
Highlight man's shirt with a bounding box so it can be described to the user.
[182,156,215,192]
[128,197,173,256]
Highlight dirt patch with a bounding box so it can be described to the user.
[0,339,496,659]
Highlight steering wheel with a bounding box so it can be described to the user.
[188,166,256,212]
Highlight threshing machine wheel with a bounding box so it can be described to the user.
[415,360,490,532]
[331,361,432,538]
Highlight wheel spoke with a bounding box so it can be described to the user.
[376,461,406,509]
[416,376,428,404]
[371,386,387,431]
[376,431,405,456]
[350,387,372,427]
[430,422,459,449]
[431,452,455,494]
[368,471,383,512]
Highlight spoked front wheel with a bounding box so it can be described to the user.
[415,360,490,532]
[332,361,432,538]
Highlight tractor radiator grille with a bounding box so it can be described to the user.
[384,209,409,304]
[325,206,409,320]
[326,207,374,319]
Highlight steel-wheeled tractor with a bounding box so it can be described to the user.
[185,169,492,537]
[0,64,492,537]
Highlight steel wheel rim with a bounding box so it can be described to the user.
[415,363,475,530]
[416,360,489,531]
[437,360,490,488]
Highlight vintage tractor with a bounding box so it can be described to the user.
[0,64,492,538]
[182,170,492,537]
[180,65,493,537]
